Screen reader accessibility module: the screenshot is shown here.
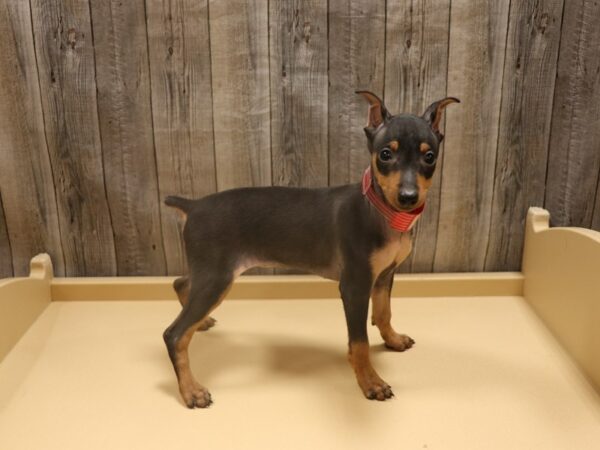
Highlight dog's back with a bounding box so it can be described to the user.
[167,184,363,278]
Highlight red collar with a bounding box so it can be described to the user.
[362,167,425,232]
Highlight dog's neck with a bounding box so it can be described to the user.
[361,167,425,232]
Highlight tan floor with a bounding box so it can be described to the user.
[1,296,599,450]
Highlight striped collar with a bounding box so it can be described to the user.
[361,167,425,232]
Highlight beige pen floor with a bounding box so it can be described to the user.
[1,296,599,450]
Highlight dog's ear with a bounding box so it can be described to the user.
[356,91,391,137]
[422,97,460,142]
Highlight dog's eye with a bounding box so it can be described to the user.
[423,151,436,165]
[379,149,393,162]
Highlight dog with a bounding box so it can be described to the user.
[163,91,459,408]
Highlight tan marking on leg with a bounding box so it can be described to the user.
[371,280,415,352]
[174,282,232,408]
[348,342,393,400]
[174,276,190,307]
[371,280,392,328]
[175,325,212,408]
[196,316,217,331]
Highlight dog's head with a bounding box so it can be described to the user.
[357,91,459,211]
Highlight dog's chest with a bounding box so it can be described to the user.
[369,233,412,279]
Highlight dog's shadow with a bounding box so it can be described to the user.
[153,326,600,430]
[196,330,347,381]
[155,329,351,399]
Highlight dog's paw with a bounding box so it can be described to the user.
[181,382,212,408]
[355,368,394,401]
[362,379,394,401]
[384,333,415,352]
[196,316,217,332]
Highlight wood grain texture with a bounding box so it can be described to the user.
[385,0,451,273]
[0,193,13,278]
[146,0,217,275]
[2,1,600,276]
[208,0,271,275]
[91,0,166,275]
[485,0,565,271]
[30,0,117,276]
[268,0,328,274]
[328,0,385,187]
[545,0,600,229]
[434,0,511,272]
[269,0,328,188]
[209,0,271,190]
[0,0,65,276]
[594,177,600,231]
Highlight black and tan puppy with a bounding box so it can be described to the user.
[163,91,459,408]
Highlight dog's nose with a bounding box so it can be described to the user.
[398,189,419,207]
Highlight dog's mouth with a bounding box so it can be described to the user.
[392,201,424,213]
[384,194,424,213]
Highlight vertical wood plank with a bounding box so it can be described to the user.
[267,0,328,275]
[91,0,167,275]
[433,0,511,272]
[545,0,600,229]
[0,193,13,278]
[30,0,117,276]
[593,179,600,231]
[268,0,328,275]
[385,0,451,273]
[328,0,385,187]
[209,0,271,190]
[269,0,328,188]
[485,0,564,271]
[0,0,65,276]
[146,0,217,275]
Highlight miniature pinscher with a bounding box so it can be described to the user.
[163,91,459,408]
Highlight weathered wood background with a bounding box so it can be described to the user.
[1,0,599,277]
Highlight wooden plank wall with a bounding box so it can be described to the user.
[546,0,600,231]
[30,0,117,276]
[486,0,565,270]
[91,0,167,276]
[1,0,598,277]
[385,0,451,273]
[0,0,65,277]
[146,0,217,275]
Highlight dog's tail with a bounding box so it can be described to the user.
[164,195,194,214]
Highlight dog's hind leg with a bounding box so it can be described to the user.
[173,276,190,306]
[164,271,233,408]
[173,276,216,331]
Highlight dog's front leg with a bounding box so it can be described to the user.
[340,265,393,401]
[371,269,415,351]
